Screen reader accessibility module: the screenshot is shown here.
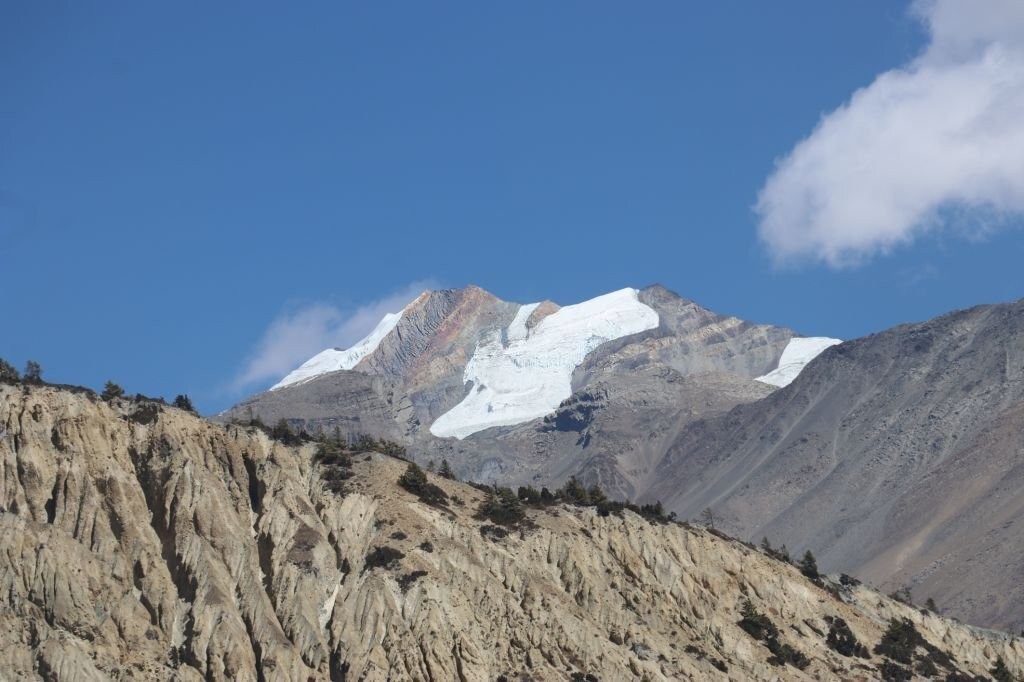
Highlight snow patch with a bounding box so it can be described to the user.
[271,310,404,390]
[756,336,842,387]
[430,288,659,439]
[506,302,540,343]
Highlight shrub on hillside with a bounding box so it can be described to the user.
[363,546,404,572]
[760,537,792,563]
[991,656,1014,682]
[559,476,590,505]
[517,485,543,505]
[438,458,456,480]
[737,599,778,641]
[874,618,925,664]
[397,462,448,506]
[0,358,19,384]
[737,598,809,669]
[23,360,42,383]
[354,434,406,457]
[313,433,353,496]
[101,380,125,401]
[826,617,869,658]
[476,486,525,527]
[879,660,912,682]
[397,570,427,593]
[172,394,197,414]
[799,550,820,582]
[766,637,809,669]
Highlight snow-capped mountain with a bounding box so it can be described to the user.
[245,285,837,442]
[223,284,839,497]
[428,288,660,438]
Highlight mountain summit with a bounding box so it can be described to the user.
[235,284,836,433]
[223,284,838,497]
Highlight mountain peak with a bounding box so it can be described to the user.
[253,283,842,433]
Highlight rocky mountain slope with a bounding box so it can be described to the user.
[222,284,832,501]
[647,298,1024,634]
[2,383,1022,680]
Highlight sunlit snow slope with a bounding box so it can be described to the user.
[430,288,659,439]
[271,311,404,390]
[756,336,842,387]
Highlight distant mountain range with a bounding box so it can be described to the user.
[223,285,1024,632]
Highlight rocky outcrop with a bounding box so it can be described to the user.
[2,384,1022,680]
[359,286,518,424]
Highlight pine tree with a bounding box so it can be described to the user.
[271,418,299,444]
[738,598,778,641]
[560,476,589,505]
[477,486,524,526]
[799,550,820,581]
[101,381,125,401]
[23,360,42,383]
[517,485,542,504]
[172,394,196,413]
[398,461,428,492]
[700,507,715,528]
[438,458,455,480]
[398,462,448,505]
[0,358,19,383]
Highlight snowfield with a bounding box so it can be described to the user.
[271,310,404,390]
[429,288,659,439]
[756,336,842,387]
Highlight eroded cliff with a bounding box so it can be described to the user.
[1,384,1020,680]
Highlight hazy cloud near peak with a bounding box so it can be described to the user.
[233,280,436,391]
[756,0,1024,267]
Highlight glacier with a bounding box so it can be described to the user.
[429,288,659,439]
[271,310,404,390]
[756,336,842,388]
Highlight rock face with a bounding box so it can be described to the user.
[2,383,1023,681]
[649,298,1024,633]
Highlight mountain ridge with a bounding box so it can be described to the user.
[647,297,1024,632]
[2,383,1022,680]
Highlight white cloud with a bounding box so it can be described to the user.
[756,0,1024,267]
[233,280,435,390]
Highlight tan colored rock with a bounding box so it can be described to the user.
[1,384,1021,680]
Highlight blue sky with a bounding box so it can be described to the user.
[2,2,1023,413]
